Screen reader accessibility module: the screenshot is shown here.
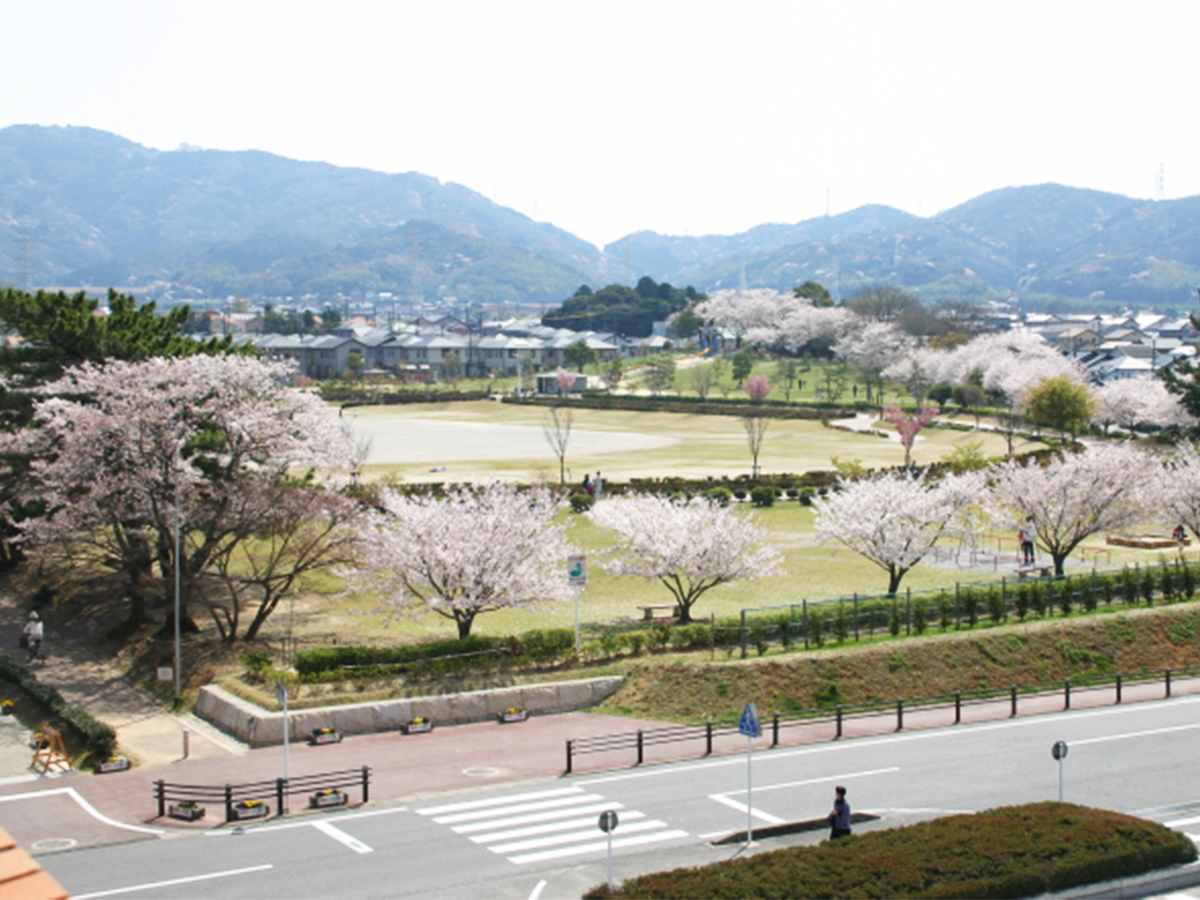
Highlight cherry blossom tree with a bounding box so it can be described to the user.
[589,494,782,623]
[1094,377,1194,436]
[832,321,913,405]
[986,443,1162,576]
[1160,445,1200,544]
[814,470,985,595]
[742,376,772,478]
[7,355,350,627]
[555,367,577,396]
[884,403,940,466]
[358,485,573,638]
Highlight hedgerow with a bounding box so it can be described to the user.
[585,803,1195,899]
[0,651,117,762]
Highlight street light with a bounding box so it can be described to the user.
[173,440,185,707]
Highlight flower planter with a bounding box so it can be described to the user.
[169,803,205,821]
[98,755,130,773]
[401,718,433,735]
[309,728,342,745]
[310,790,349,809]
[232,801,269,820]
[499,708,528,724]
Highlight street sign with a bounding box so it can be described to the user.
[598,810,619,833]
[156,666,173,682]
[568,554,587,586]
[738,702,761,739]
[1052,740,1068,760]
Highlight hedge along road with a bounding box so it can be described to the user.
[336,401,1027,485]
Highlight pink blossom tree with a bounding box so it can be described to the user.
[883,403,940,466]
[589,494,782,623]
[742,376,772,477]
[986,443,1161,576]
[357,485,573,638]
[555,367,577,396]
[814,470,985,595]
[8,355,351,628]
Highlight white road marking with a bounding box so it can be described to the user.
[509,830,690,865]
[311,819,373,854]
[1072,722,1200,747]
[491,820,670,854]
[71,864,273,899]
[204,805,407,836]
[1166,815,1200,828]
[417,787,583,816]
[451,802,626,834]
[0,787,164,835]
[529,879,548,900]
[432,794,606,825]
[718,767,901,798]
[471,811,647,844]
[707,794,785,825]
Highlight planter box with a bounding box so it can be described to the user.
[232,802,269,820]
[499,709,528,724]
[401,719,433,735]
[309,729,342,745]
[310,790,349,809]
[98,756,130,773]
[168,804,205,821]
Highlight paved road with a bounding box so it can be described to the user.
[35,692,1200,899]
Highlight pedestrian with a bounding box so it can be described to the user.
[21,611,45,664]
[593,471,603,500]
[1174,524,1187,546]
[582,474,593,497]
[1020,518,1036,566]
[828,785,851,839]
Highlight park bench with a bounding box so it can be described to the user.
[1016,565,1053,579]
[637,604,681,621]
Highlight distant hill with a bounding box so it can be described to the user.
[2,125,1197,310]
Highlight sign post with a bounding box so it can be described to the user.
[568,554,587,651]
[738,701,762,845]
[278,679,291,810]
[1052,740,1068,803]
[598,809,619,892]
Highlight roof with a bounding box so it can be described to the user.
[0,827,68,899]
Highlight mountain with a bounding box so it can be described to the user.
[0,124,605,304]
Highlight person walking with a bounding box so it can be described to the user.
[828,785,851,839]
[21,612,45,664]
[593,471,603,500]
[1020,518,1036,566]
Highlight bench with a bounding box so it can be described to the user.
[1016,565,1053,579]
[637,604,681,621]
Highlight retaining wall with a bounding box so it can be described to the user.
[194,677,624,746]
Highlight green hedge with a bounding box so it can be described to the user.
[585,803,1196,899]
[0,651,116,762]
[294,634,508,677]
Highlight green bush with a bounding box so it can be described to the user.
[0,651,116,762]
[294,635,507,677]
[569,493,595,513]
[799,489,815,506]
[704,487,733,507]
[985,586,1005,623]
[749,485,775,507]
[1014,583,1030,620]
[518,628,576,662]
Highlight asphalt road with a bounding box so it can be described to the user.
[40,694,1200,899]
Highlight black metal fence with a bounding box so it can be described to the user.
[565,667,1196,774]
[154,766,371,823]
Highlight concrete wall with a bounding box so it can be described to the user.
[194,677,624,746]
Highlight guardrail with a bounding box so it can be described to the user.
[564,667,1197,774]
[154,766,371,823]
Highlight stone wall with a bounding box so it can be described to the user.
[194,677,624,746]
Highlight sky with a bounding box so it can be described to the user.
[2,0,1198,251]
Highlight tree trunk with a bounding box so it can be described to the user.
[456,612,475,639]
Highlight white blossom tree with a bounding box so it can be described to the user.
[832,321,913,405]
[358,485,573,638]
[814,470,985,595]
[986,443,1162,576]
[1160,444,1200,543]
[8,355,350,628]
[588,494,782,622]
[1094,377,1194,436]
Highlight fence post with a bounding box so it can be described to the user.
[276,777,285,817]
[1010,686,1018,718]
[854,593,860,641]
[896,699,904,732]
[740,609,748,660]
[1116,674,1122,704]
[772,712,780,748]
[637,730,644,765]
[566,740,573,774]
[1166,668,1173,698]
[155,780,165,818]
[836,705,843,739]
[225,785,234,824]
[1064,679,1071,710]
[705,721,713,756]
[362,766,370,803]
[954,691,962,724]
[905,589,911,635]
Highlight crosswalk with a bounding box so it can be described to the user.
[1136,801,1200,847]
[415,786,689,865]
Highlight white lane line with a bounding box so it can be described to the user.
[1073,722,1200,747]
[491,820,670,855]
[471,811,647,844]
[452,802,626,834]
[204,805,407,836]
[576,695,1200,787]
[529,879,548,900]
[1166,815,1200,828]
[0,787,164,835]
[718,767,900,798]
[71,864,273,899]
[311,820,373,854]
[707,793,785,825]
[510,830,690,865]
[433,793,606,825]
[417,787,583,816]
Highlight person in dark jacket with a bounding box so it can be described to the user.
[829,785,851,839]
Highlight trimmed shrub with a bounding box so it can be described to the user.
[0,651,116,762]
[749,485,775,508]
[704,487,733,507]
[569,493,595,513]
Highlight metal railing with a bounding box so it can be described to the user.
[564,667,1196,774]
[154,766,371,823]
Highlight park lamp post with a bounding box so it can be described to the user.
[172,438,186,707]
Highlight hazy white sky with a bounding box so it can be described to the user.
[3,0,1196,250]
